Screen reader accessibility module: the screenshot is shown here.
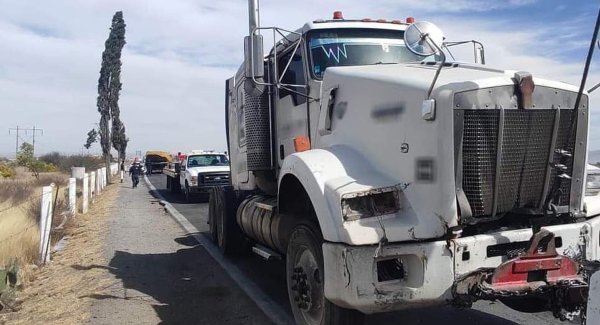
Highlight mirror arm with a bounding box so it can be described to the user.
[473,41,485,65]
[425,35,446,99]
[589,81,600,93]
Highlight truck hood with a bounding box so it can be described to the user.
[186,165,230,175]
[316,61,587,245]
[324,62,581,96]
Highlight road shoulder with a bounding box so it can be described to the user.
[87,175,272,324]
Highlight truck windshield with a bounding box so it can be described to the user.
[307,28,438,79]
[187,155,229,167]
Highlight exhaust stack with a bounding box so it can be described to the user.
[245,0,264,81]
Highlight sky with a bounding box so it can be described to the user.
[0,0,599,158]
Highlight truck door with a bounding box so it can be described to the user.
[275,45,309,168]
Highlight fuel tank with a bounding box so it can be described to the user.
[237,195,294,253]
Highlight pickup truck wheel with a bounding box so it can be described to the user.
[184,182,192,203]
[286,224,364,325]
[215,187,247,255]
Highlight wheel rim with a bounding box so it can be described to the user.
[290,244,324,324]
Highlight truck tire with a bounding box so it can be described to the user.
[208,187,219,243]
[172,177,180,193]
[184,182,193,203]
[286,223,364,325]
[215,186,247,255]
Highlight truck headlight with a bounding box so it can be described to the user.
[191,176,198,185]
[586,172,600,196]
[341,187,400,221]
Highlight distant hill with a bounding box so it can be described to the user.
[590,150,600,165]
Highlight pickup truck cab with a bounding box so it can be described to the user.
[166,151,231,202]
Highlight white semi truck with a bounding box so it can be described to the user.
[208,2,600,324]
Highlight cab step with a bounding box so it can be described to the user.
[252,244,281,261]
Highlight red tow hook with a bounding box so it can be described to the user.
[490,229,581,291]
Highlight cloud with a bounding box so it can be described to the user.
[0,0,597,158]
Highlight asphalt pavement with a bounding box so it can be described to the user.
[145,173,572,325]
[88,176,272,325]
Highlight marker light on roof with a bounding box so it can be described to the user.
[362,18,373,22]
[377,19,387,23]
[333,11,344,19]
[391,20,402,24]
[406,17,415,24]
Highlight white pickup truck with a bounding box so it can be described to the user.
[163,151,231,202]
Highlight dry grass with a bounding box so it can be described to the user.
[0,171,68,207]
[0,211,39,268]
[0,182,120,325]
[0,171,70,294]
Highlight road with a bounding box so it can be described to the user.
[146,173,571,325]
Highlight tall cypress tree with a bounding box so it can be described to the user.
[112,118,128,163]
[97,11,126,183]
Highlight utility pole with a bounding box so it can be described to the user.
[9,126,44,158]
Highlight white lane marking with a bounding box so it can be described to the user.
[144,175,293,325]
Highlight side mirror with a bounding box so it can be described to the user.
[404,21,446,99]
[404,21,444,56]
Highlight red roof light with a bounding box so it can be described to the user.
[333,11,344,20]
[406,17,415,24]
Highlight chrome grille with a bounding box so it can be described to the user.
[201,173,230,185]
[462,110,498,216]
[460,109,575,218]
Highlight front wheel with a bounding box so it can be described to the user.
[184,182,193,203]
[286,224,364,325]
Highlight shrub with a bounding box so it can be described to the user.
[0,163,15,178]
[39,153,104,173]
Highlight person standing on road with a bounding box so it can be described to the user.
[129,162,142,188]
[120,160,125,183]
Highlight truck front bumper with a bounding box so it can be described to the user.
[323,214,600,314]
[188,185,214,193]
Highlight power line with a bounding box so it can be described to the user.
[8,125,44,157]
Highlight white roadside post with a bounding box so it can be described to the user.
[68,177,76,215]
[103,167,107,188]
[38,184,55,264]
[90,171,96,202]
[82,173,89,214]
[96,169,101,195]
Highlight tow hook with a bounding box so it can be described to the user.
[477,229,589,320]
[489,229,581,291]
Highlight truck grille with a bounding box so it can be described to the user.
[201,173,230,186]
[460,109,576,218]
